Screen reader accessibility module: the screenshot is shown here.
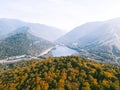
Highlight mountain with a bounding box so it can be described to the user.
[0,56,120,90]
[57,18,120,65]
[0,26,54,59]
[0,18,64,41]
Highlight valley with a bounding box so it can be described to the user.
[0,45,79,64]
[1,18,120,66]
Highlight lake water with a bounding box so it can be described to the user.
[51,46,78,57]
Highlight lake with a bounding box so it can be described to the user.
[51,45,78,57]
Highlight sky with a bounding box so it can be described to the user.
[0,0,120,31]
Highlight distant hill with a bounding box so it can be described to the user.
[57,18,120,65]
[0,56,119,90]
[0,18,64,41]
[0,26,54,59]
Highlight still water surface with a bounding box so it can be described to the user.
[51,46,77,57]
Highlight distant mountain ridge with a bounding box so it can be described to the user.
[0,26,54,59]
[0,18,64,41]
[57,18,120,65]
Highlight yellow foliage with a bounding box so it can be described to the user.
[104,71,114,78]
[0,56,119,90]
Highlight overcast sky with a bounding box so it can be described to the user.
[0,0,120,31]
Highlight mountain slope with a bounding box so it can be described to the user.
[57,22,103,45]
[0,18,64,41]
[0,26,54,59]
[57,18,120,65]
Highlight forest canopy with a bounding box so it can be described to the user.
[0,56,120,90]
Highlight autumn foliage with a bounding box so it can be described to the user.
[0,56,120,90]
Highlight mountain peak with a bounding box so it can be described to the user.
[0,18,64,41]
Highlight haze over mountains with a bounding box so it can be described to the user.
[57,18,120,65]
[0,18,64,41]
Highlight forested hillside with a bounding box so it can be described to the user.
[0,27,54,59]
[0,56,120,90]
